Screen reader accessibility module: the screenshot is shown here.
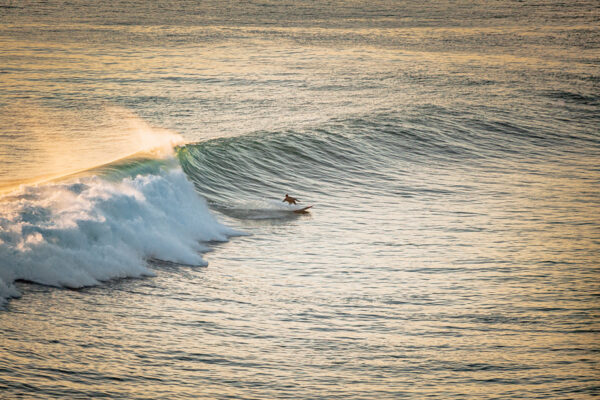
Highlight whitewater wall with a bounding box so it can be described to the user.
[0,167,238,305]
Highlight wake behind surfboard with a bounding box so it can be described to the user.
[214,199,313,220]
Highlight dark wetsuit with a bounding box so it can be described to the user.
[283,195,299,205]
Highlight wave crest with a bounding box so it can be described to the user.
[0,167,238,305]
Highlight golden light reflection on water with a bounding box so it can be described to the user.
[0,103,183,192]
[0,6,598,397]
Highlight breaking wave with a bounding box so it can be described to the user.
[2,107,598,305]
[0,164,239,305]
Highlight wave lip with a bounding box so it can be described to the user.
[0,167,239,305]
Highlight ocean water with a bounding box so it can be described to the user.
[1,1,599,398]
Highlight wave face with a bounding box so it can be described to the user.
[0,165,237,304]
[177,109,599,207]
[177,116,412,204]
[2,105,597,304]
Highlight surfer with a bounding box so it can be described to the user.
[283,194,299,205]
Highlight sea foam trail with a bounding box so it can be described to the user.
[0,167,238,305]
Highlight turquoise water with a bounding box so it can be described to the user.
[1,1,599,398]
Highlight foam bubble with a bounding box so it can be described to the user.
[0,167,239,305]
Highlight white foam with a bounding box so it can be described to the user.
[0,167,239,305]
[230,198,308,211]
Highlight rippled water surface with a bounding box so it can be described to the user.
[1,1,599,398]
